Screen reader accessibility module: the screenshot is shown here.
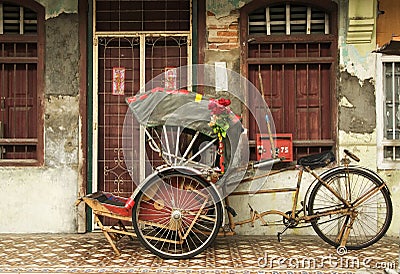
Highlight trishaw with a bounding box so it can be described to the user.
[79,88,392,260]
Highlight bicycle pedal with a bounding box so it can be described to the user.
[277,232,282,242]
[225,206,237,217]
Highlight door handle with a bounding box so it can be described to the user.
[0,97,4,110]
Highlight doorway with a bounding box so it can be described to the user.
[91,0,192,216]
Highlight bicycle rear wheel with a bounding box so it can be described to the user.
[132,170,222,259]
[308,167,392,250]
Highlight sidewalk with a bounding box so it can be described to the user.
[0,233,398,273]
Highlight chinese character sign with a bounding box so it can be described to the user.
[113,67,125,95]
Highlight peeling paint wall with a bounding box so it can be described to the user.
[46,13,80,96]
[207,0,250,18]
[0,11,80,233]
[339,72,376,134]
[204,6,242,111]
[36,0,77,19]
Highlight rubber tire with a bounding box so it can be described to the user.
[308,167,392,250]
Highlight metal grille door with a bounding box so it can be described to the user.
[97,37,141,197]
[95,35,189,197]
[93,0,191,201]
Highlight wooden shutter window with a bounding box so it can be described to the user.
[248,4,329,36]
[0,0,44,165]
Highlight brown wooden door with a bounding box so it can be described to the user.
[249,62,331,140]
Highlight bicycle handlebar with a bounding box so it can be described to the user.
[253,157,284,169]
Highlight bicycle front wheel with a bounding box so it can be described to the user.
[132,170,223,259]
[308,167,392,250]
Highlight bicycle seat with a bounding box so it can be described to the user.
[297,151,335,169]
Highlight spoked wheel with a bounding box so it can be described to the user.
[308,167,392,250]
[132,170,223,259]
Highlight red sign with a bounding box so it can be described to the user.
[256,133,293,162]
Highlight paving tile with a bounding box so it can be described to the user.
[0,233,398,274]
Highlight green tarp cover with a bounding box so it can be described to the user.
[127,90,217,137]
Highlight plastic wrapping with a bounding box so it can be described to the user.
[126,90,216,137]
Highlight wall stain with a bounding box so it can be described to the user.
[45,13,79,97]
[339,72,375,134]
[207,0,250,18]
[36,0,77,19]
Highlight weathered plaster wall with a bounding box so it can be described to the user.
[36,0,77,19]
[337,0,377,168]
[204,7,242,112]
[0,13,80,233]
[207,0,250,18]
[339,72,376,134]
[0,167,78,232]
[46,13,80,96]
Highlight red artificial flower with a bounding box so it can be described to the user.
[218,98,231,107]
[208,97,237,140]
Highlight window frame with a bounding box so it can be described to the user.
[0,0,44,166]
[376,53,400,169]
